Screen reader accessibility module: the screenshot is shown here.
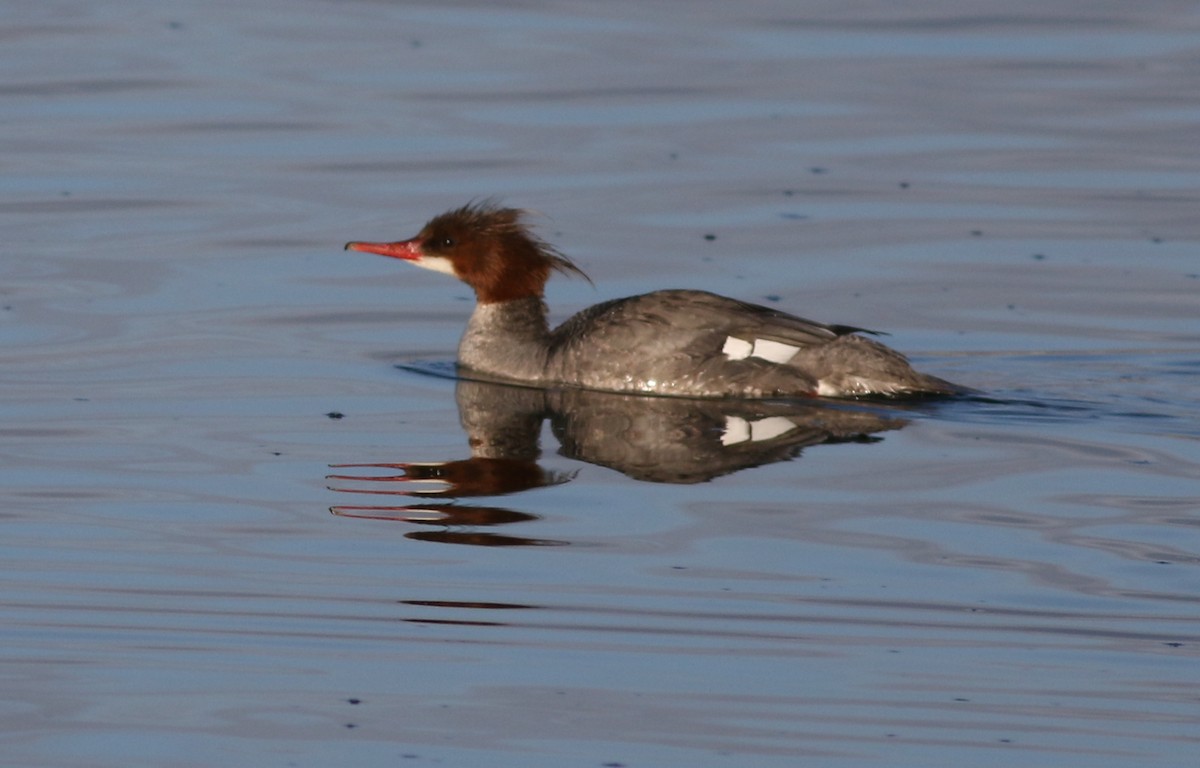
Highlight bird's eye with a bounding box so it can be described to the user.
[438,237,455,249]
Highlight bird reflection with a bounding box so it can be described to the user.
[329,377,909,544]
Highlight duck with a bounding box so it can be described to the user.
[345,200,963,399]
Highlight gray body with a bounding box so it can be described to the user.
[458,290,958,399]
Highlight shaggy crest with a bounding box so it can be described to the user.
[423,199,592,286]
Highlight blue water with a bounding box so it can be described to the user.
[3,1,1199,766]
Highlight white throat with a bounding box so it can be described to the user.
[412,255,457,277]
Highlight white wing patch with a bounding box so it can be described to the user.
[721,416,799,446]
[722,336,799,364]
[751,338,799,364]
[722,336,753,359]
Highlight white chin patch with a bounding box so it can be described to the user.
[722,336,798,364]
[413,255,456,276]
[721,416,798,446]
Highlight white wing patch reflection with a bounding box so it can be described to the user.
[721,415,799,446]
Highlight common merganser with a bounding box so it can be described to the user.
[345,201,963,399]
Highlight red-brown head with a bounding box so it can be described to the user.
[345,201,590,303]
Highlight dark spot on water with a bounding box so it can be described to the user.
[764,294,781,302]
[954,697,969,702]
[668,152,679,160]
[1032,253,1046,260]
[970,229,983,236]
[783,188,795,196]
[1151,236,1163,243]
[326,411,345,420]
[809,166,827,174]
[899,181,910,188]
[780,212,807,220]
[703,233,716,241]
[167,20,184,30]
[602,763,626,767]
[1164,642,1183,647]
[346,698,361,705]
[344,722,357,729]
[410,39,422,48]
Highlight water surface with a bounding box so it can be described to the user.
[3,1,1199,766]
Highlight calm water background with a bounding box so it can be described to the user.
[3,1,1199,765]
